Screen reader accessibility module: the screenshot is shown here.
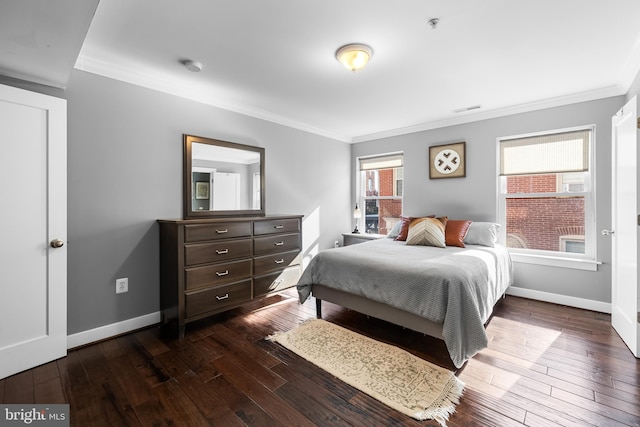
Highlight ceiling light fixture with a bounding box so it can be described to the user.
[335,44,373,72]
[428,18,440,29]
[181,60,203,72]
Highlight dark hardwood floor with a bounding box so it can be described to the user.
[1,290,639,426]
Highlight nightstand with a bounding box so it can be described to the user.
[342,232,386,246]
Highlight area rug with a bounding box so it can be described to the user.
[268,319,464,426]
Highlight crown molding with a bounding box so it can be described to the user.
[75,54,629,145]
[351,85,626,143]
[74,54,351,143]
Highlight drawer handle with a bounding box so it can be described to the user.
[274,259,285,264]
[216,293,229,301]
[216,270,230,277]
[216,229,228,234]
[216,249,229,255]
[274,241,284,246]
[274,224,284,229]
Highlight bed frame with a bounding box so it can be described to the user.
[312,284,444,339]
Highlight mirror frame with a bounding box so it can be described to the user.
[184,134,265,219]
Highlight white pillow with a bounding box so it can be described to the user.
[387,220,402,238]
[463,222,500,247]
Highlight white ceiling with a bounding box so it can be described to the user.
[3,1,640,143]
[0,0,98,88]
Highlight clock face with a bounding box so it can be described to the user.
[433,148,461,175]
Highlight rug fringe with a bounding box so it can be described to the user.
[415,376,465,427]
[265,318,318,342]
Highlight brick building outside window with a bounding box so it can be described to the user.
[498,126,595,260]
[357,154,403,235]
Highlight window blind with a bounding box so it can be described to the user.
[359,153,403,171]
[500,130,590,176]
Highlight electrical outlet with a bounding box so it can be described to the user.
[334,240,340,248]
[116,278,128,294]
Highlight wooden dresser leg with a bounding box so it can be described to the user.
[316,298,322,319]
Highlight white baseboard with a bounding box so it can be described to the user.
[66,311,161,349]
[506,287,611,314]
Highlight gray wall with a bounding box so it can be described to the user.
[64,70,350,334]
[5,65,637,332]
[352,97,625,305]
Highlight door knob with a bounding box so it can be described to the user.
[50,239,65,248]
[601,230,615,236]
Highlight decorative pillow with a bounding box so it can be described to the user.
[394,215,434,241]
[463,222,501,247]
[445,220,472,248]
[406,217,447,248]
[386,220,402,238]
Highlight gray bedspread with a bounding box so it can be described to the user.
[297,238,513,368]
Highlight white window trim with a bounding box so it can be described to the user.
[496,125,599,270]
[510,252,601,271]
[356,152,404,234]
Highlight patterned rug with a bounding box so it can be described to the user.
[268,319,464,426]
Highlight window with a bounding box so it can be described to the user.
[498,127,595,264]
[357,153,403,235]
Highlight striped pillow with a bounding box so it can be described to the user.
[406,217,447,248]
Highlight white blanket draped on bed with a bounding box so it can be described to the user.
[297,238,513,368]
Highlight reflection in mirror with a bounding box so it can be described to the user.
[184,135,265,218]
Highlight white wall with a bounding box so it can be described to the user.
[626,68,640,102]
[352,97,625,309]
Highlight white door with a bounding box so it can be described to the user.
[0,84,67,379]
[213,171,241,210]
[610,95,639,358]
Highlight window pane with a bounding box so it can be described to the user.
[505,196,585,253]
[363,198,402,234]
[506,173,584,194]
[362,168,403,196]
[358,158,403,235]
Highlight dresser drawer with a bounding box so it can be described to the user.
[186,279,252,317]
[253,218,300,236]
[185,239,252,266]
[254,250,301,276]
[253,233,300,255]
[184,221,251,242]
[254,266,301,297]
[185,259,252,290]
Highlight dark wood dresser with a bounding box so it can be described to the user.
[158,215,303,337]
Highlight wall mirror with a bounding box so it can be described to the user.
[184,134,265,219]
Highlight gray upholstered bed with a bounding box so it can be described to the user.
[297,237,513,368]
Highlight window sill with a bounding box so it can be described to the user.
[510,252,601,271]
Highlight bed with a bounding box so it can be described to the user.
[296,220,513,368]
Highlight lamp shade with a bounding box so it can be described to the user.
[353,204,362,219]
[336,44,373,72]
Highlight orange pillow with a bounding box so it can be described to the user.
[395,215,435,241]
[445,220,472,247]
